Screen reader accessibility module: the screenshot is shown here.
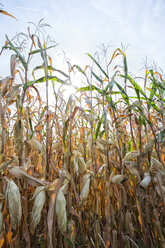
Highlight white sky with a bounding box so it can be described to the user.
[0,0,165,81]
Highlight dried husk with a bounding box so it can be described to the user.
[56,188,67,233]
[98,164,107,175]
[47,179,59,191]
[125,165,141,181]
[151,157,165,177]
[86,159,92,169]
[14,119,25,159]
[123,151,140,162]
[140,172,151,189]
[31,186,46,233]
[5,179,22,230]
[80,173,91,205]
[78,155,87,174]
[0,203,3,233]
[29,138,42,153]
[111,174,127,184]
[73,151,79,174]
[59,170,71,194]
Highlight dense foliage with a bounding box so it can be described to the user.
[0,20,165,247]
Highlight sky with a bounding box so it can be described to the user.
[0,0,165,82]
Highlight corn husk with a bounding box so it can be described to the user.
[80,173,91,205]
[0,203,3,233]
[98,164,107,175]
[86,159,92,169]
[125,165,141,181]
[73,151,79,174]
[140,172,151,189]
[56,188,67,233]
[47,179,59,191]
[123,151,140,162]
[151,157,165,177]
[14,119,25,159]
[11,156,19,167]
[1,77,10,97]
[29,138,42,153]
[5,179,22,230]
[111,174,127,184]
[78,156,87,174]
[31,186,46,233]
[59,170,71,194]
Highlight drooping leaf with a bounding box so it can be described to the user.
[77,85,102,94]
[87,53,109,79]
[6,35,27,70]
[23,76,69,90]
[0,10,17,20]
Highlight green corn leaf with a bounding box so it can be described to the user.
[94,114,103,140]
[105,95,116,110]
[28,108,34,139]
[32,65,69,80]
[113,80,130,105]
[148,82,157,109]
[103,110,107,131]
[65,96,72,116]
[29,45,56,55]
[121,74,147,101]
[77,85,103,94]
[155,93,165,102]
[6,35,28,70]
[39,106,47,120]
[87,53,109,79]
[91,71,103,84]
[73,65,87,77]
[23,76,69,90]
[151,102,162,115]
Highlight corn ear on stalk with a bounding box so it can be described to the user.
[56,188,67,233]
[80,173,91,205]
[14,119,24,159]
[5,179,22,230]
[31,186,46,233]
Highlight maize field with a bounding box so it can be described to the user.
[0,19,165,248]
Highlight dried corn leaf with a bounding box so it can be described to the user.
[68,220,76,248]
[142,139,155,157]
[31,186,46,233]
[0,77,10,97]
[0,158,14,173]
[0,203,3,233]
[10,54,17,79]
[8,166,47,187]
[5,179,22,230]
[56,188,67,233]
